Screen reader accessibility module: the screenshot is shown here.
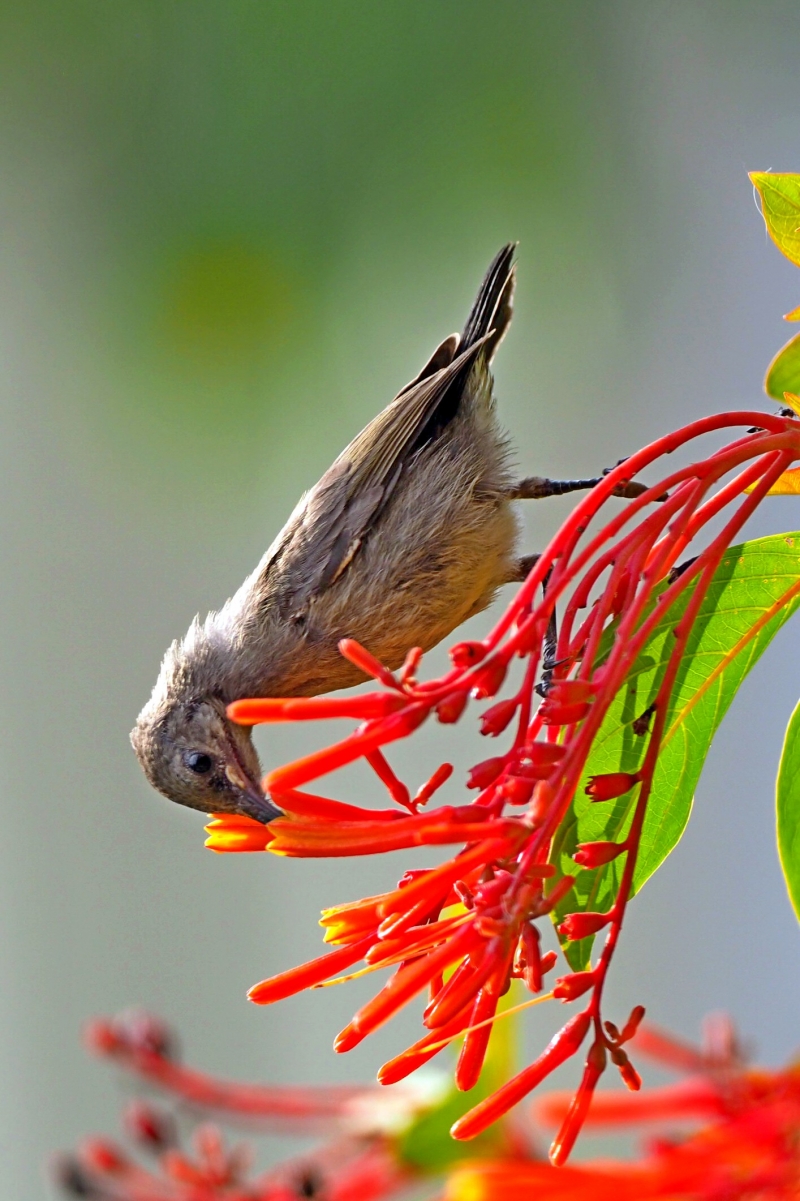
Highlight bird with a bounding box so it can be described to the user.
[131,244,632,824]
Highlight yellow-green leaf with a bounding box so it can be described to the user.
[765,332,800,400]
[745,467,800,496]
[777,697,800,923]
[549,533,800,970]
[751,172,800,266]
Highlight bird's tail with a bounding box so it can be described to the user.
[459,243,516,363]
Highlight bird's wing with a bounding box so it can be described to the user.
[262,245,517,613]
[266,333,493,612]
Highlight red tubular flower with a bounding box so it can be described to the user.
[267,809,522,858]
[450,1011,592,1140]
[377,1006,473,1084]
[249,934,378,1004]
[335,922,483,1051]
[265,704,429,792]
[227,692,408,724]
[454,988,500,1092]
[337,638,400,688]
[549,1042,606,1166]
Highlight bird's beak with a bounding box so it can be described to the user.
[225,764,283,824]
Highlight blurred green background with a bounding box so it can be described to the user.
[2,1,800,1193]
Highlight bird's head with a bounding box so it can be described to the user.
[131,692,281,824]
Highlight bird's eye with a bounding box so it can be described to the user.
[185,751,213,775]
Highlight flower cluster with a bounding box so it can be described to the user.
[54,1011,800,1200]
[53,1010,417,1200]
[207,409,800,1164]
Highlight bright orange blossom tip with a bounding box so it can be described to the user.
[204,813,274,853]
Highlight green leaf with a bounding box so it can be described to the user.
[751,172,800,266]
[396,985,517,1171]
[549,532,800,970]
[765,331,800,401]
[776,697,800,923]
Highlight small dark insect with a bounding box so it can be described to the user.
[632,703,657,736]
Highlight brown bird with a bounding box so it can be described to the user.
[131,245,629,823]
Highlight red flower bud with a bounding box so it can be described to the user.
[501,775,534,805]
[620,1004,646,1043]
[585,772,640,801]
[123,1100,176,1150]
[414,762,453,806]
[450,640,487,669]
[337,638,397,688]
[400,645,423,684]
[479,698,518,736]
[467,757,506,790]
[528,779,554,825]
[81,1139,127,1174]
[540,950,558,975]
[436,690,468,724]
[557,911,611,941]
[573,841,627,868]
[587,1039,608,1072]
[554,970,596,1001]
[545,680,596,705]
[539,700,592,725]
[470,658,508,699]
[610,570,633,617]
[516,741,566,779]
[610,1045,642,1090]
[538,874,575,913]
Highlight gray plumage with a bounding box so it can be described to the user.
[131,245,530,823]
